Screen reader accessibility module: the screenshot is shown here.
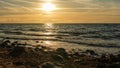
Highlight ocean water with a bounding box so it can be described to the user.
[0,23,120,54]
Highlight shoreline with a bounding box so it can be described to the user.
[0,39,120,54]
[0,23,120,25]
[0,40,120,68]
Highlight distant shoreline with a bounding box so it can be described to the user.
[0,23,120,25]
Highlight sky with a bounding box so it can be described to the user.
[0,0,120,23]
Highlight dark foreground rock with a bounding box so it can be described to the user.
[41,62,55,68]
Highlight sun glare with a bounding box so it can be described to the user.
[44,23,53,28]
[42,2,56,12]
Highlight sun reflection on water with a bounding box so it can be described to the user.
[44,32,53,35]
[43,23,54,45]
[44,23,54,35]
[44,23,53,28]
[44,41,51,45]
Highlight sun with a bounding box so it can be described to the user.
[42,2,56,12]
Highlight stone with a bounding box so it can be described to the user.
[41,62,55,68]
[56,48,68,58]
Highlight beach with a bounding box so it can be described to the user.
[0,24,120,68]
[0,40,120,68]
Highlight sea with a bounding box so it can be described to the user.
[0,23,120,54]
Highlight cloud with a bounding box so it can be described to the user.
[0,0,120,12]
[73,0,120,9]
[0,0,120,23]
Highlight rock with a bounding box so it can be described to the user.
[13,61,24,66]
[35,46,43,51]
[56,48,66,53]
[15,65,26,68]
[117,54,120,58]
[107,63,120,68]
[56,48,68,58]
[11,41,18,47]
[0,40,11,48]
[36,41,39,43]
[85,49,96,55]
[41,62,55,68]
[25,61,39,68]
[109,54,116,62]
[9,46,25,57]
[4,40,11,43]
[97,62,105,68]
[3,61,14,68]
[51,54,65,63]
[73,52,80,57]
[98,54,109,63]
[74,59,83,64]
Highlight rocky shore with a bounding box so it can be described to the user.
[0,40,120,68]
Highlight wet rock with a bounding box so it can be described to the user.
[9,46,25,57]
[109,54,116,62]
[15,65,26,68]
[4,40,11,43]
[97,62,105,68]
[98,54,109,63]
[56,48,66,53]
[56,48,68,58]
[51,54,65,63]
[74,59,83,64]
[13,61,24,66]
[107,63,120,68]
[36,41,39,43]
[41,62,55,68]
[73,52,82,57]
[104,54,120,62]
[25,61,39,68]
[3,61,14,68]
[11,41,18,47]
[0,40,11,48]
[85,49,97,55]
[117,54,120,57]
[35,46,43,51]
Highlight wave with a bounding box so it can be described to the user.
[0,36,58,41]
[58,40,120,48]
[24,33,70,36]
[3,31,23,35]
[0,24,120,50]
[2,31,70,37]
[0,36,120,48]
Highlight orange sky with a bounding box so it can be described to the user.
[0,0,120,23]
